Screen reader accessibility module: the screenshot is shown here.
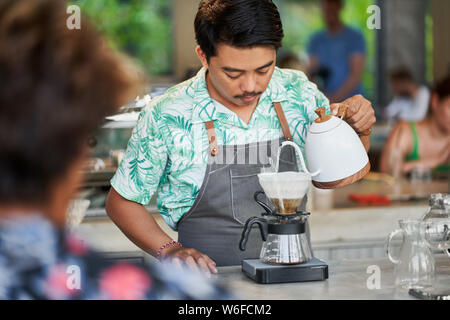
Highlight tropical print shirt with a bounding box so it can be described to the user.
[0,215,230,300]
[111,67,330,230]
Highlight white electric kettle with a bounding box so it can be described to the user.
[277,106,370,189]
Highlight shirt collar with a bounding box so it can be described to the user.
[191,67,288,125]
[192,68,218,124]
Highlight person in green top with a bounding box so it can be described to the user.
[106,0,376,274]
[380,74,450,176]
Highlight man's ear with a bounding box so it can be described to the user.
[196,45,209,69]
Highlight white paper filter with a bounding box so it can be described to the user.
[257,171,311,200]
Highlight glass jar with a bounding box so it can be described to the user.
[422,194,450,221]
[422,194,450,255]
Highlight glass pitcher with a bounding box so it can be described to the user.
[387,219,435,289]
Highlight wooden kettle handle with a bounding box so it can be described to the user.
[336,105,372,136]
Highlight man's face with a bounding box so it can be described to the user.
[198,44,276,108]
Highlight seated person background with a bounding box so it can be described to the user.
[380,74,450,177]
[0,0,228,300]
[384,66,430,124]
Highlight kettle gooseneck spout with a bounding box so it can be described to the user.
[275,141,321,177]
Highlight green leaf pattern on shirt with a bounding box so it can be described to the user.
[111,67,330,230]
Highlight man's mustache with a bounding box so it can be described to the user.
[234,92,263,99]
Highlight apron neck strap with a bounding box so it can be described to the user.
[272,102,293,142]
[203,102,293,156]
[205,120,219,156]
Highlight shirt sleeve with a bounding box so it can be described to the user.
[110,104,168,205]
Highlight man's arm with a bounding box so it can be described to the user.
[105,188,218,275]
[105,187,173,255]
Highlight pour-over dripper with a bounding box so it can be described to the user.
[257,171,311,215]
[257,140,314,215]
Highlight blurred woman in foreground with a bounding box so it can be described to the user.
[0,0,228,299]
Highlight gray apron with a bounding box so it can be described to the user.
[177,102,311,266]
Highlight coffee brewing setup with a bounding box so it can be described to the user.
[239,107,371,284]
[239,143,329,284]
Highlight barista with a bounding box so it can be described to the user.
[105,0,375,274]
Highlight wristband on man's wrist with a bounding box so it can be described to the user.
[156,240,182,260]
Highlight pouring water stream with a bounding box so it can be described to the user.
[274,141,321,177]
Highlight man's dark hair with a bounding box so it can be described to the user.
[194,0,284,61]
[0,0,140,204]
[434,74,450,101]
[390,66,414,82]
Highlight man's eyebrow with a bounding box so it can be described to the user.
[256,61,274,70]
[221,60,274,73]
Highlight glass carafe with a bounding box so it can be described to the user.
[387,219,435,289]
[260,231,313,265]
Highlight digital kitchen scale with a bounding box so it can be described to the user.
[242,257,329,284]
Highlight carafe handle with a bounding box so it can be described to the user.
[387,228,404,264]
[254,191,274,216]
[239,217,268,251]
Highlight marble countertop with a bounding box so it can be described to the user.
[79,178,447,248]
[213,255,450,300]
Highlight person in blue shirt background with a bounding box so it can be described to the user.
[308,0,366,103]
